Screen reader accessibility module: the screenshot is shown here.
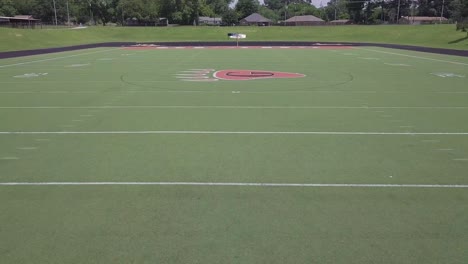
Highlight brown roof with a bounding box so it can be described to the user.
[402,16,447,21]
[285,15,324,22]
[241,13,272,23]
[11,15,40,21]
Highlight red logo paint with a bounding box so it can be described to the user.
[213,70,305,81]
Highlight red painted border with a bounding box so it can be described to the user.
[213,69,305,81]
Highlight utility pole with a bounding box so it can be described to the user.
[334,1,337,21]
[66,0,70,26]
[396,0,401,24]
[53,0,58,26]
[88,1,94,25]
[440,0,445,23]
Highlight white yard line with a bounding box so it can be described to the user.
[0,131,467,135]
[0,90,467,94]
[0,48,119,68]
[356,47,468,66]
[0,106,468,109]
[0,182,467,188]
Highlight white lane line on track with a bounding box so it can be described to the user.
[0,48,119,68]
[0,131,468,135]
[356,48,468,66]
[0,182,467,188]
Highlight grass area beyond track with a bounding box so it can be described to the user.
[0,24,467,52]
[0,46,468,263]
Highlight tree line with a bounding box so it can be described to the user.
[0,0,467,25]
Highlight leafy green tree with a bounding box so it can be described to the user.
[0,0,17,16]
[222,7,238,24]
[264,0,284,10]
[454,0,468,33]
[323,0,349,21]
[235,0,260,19]
[258,5,280,21]
[346,0,365,23]
[206,0,231,15]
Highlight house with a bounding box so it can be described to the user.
[240,13,272,26]
[199,16,222,26]
[3,15,41,28]
[329,19,352,25]
[284,15,325,26]
[400,16,448,25]
[0,16,10,26]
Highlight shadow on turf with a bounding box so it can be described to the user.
[448,36,468,44]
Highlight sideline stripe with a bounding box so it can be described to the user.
[1,90,467,94]
[357,48,468,66]
[0,182,467,188]
[1,131,468,135]
[1,106,468,109]
[0,48,119,68]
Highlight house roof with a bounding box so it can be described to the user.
[241,13,272,23]
[199,16,222,22]
[9,15,40,21]
[401,16,447,21]
[285,15,324,22]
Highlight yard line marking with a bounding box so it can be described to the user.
[0,48,119,68]
[0,182,467,188]
[438,148,453,151]
[0,157,19,160]
[17,147,37,150]
[1,106,468,110]
[72,119,84,122]
[35,138,50,141]
[1,131,468,135]
[80,114,94,117]
[384,63,411,67]
[358,57,380,60]
[400,126,413,128]
[453,158,468,161]
[421,139,440,143]
[356,48,468,66]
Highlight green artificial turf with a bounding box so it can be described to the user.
[0,24,468,52]
[0,47,468,263]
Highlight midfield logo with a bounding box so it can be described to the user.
[175,69,305,82]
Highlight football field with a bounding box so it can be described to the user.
[1,46,468,263]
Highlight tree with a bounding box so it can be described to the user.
[323,0,349,21]
[264,0,284,10]
[454,0,468,33]
[222,7,238,24]
[91,0,116,26]
[206,0,231,15]
[235,0,260,19]
[0,0,17,16]
[258,5,280,22]
[346,0,366,23]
